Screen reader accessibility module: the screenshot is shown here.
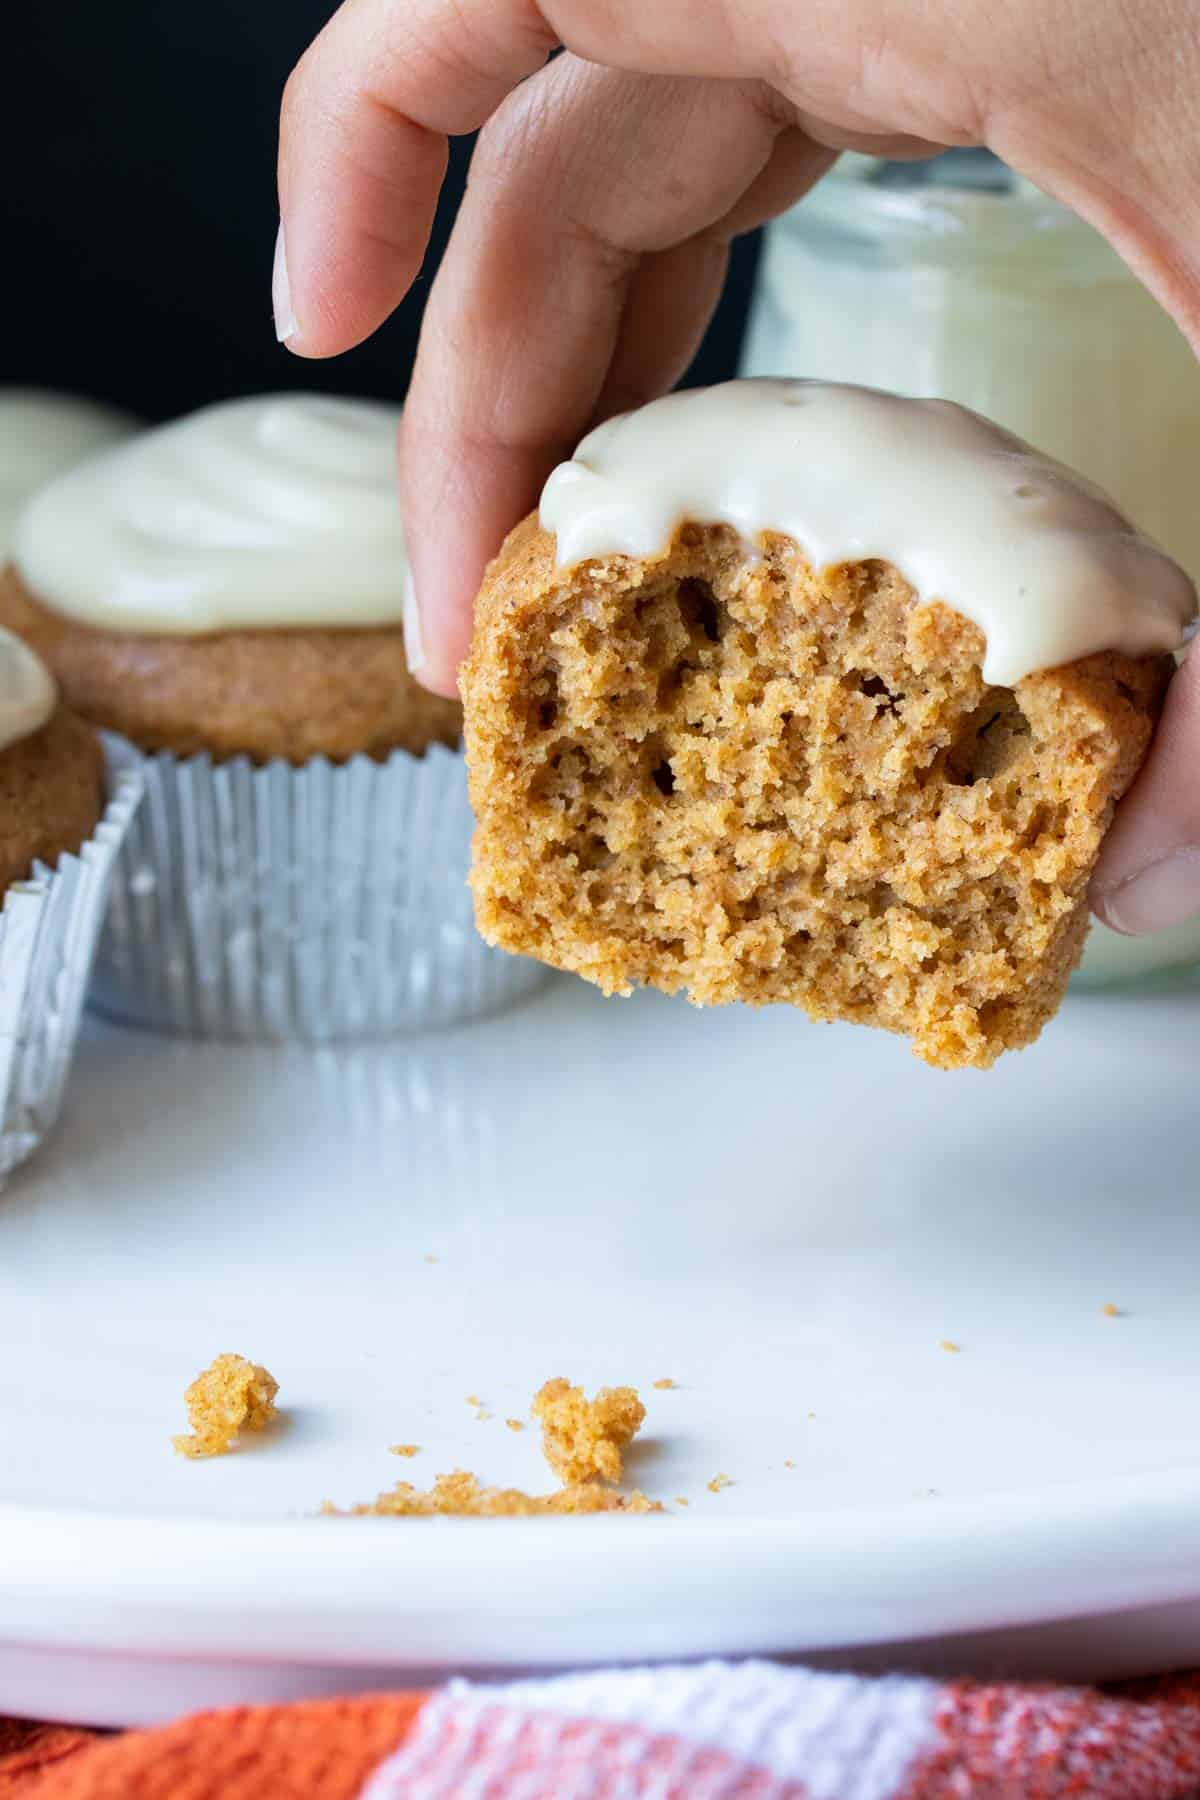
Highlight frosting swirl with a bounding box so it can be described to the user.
[0,389,139,558]
[14,394,406,633]
[540,379,1196,686]
[0,627,56,752]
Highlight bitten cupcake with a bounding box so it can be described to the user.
[0,629,141,1180]
[0,388,140,556]
[463,381,1194,1069]
[0,393,547,1041]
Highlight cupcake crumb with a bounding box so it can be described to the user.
[653,1378,677,1390]
[173,1354,278,1459]
[390,1444,420,1458]
[505,1418,525,1433]
[707,1473,733,1494]
[783,1460,796,1470]
[1102,1303,1122,1318]
[939,1340,961,1354]
[532,1377,646,1485]
[465,1394,484,1407]
[325,1471,662,1518]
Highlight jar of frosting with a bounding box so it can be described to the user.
[741,151,1200,987]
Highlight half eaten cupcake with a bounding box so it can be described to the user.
[462,380,1194,1069]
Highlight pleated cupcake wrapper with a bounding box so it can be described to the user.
[0,740,144,1185]
[90,737,550,1041]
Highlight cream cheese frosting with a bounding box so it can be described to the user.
[0,390,139,558]
[540,379,1196,686]
[0,627,56,752]
[13,394,406,634]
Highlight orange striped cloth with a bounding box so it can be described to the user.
[5,1663,1200,1797]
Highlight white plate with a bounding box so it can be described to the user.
[1,979,1198,1726]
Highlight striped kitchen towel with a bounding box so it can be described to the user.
[7,1659,1200,1797]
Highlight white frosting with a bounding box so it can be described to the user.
[0,390,139,558]
[13,394,406,633]
[0,627,56,752]
[540,380,1196,686]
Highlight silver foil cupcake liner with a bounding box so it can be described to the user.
[89,737,550,1041]
[0,739,143,1184]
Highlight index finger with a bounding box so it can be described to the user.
[275,0,767,356]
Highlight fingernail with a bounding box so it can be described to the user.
[402,563,426,673]
[272,221,298,344]
[1093,848,1200,935]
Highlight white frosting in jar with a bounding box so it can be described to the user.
[540,380,1196,686]
[13,394,406,634]
[0,626,56,752]
[0,390,139,558]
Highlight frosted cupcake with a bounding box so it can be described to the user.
[0,394,546,1041]
[0,389,139,557]
[0,630,141,1180]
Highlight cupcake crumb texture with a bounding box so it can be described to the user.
[333,1377,655,1517]
[531,1377,646,1486]
[173,1353,279,1459]
[325,1471,661,1518]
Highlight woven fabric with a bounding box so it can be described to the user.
[7,1662,1200,1798]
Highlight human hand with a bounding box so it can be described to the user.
[276,0,1200,933]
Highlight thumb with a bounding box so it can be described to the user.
[1091,650,1200,934]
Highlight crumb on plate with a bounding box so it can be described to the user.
[173,1354,279,1460]
[653,1378,677,1390]
[1102,1303,1121,1318]
[325,1470,662,1517]
[390,1444,420,1458]
[707,1472,733,1494]
[506,1418,525,1432]
[939,1340,961,1353]
[532,1377,646,1485]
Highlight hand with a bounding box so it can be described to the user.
[276,0,1200,934]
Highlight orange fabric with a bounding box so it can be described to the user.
[0,1694,425,1800]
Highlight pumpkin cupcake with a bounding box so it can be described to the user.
[462,381,1193,1068]
[1,393,546,1041]
[0,628,140,1180]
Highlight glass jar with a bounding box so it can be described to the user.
[741,151,1200,986]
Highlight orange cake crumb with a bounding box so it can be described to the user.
[390,1444,420,1458]
[506,1418,525,1433]
[173,1354,279,1460]
[675,1497,690,1507]
[1102,1303,1121,1318]
[940,1340,962,1353]
[532,1377,646,1485]
[653,1378,677,1390]
[707,1473,733,1494]
[784,1460,797,1470]
[327,1470,662,1518]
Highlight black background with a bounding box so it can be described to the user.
[1,2,760,420]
